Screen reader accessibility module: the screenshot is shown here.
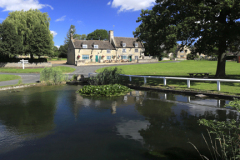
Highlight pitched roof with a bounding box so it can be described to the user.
[114,37,144,48]
[72,39,115,49]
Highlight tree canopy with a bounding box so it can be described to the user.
[0,9,54,59]
[87,29,109,40]
[134,0,240,77]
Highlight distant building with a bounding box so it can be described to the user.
[67,30,145,65]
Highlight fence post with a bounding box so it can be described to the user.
[164,78,167,86]
[217,81,220,91]
[129,76,132,81]
[187,79,190,88]
[144,77,147,84]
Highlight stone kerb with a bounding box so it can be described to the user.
[0,62,52,68]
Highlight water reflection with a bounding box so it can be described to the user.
[0,86,239,160]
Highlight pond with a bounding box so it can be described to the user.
[0,85,238,160]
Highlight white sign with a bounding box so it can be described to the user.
[19,59,28,69]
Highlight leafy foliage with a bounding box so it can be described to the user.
[134,0,240,77]
[87,29,109,40]
[88,67,122,85]
[40,67,67,85]
[1,9,54,59]
[78,84,132,97]
[187,54,199,60]
[196,99,240,160]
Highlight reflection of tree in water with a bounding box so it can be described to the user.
[0,89,57,136]
[135,99,239,159]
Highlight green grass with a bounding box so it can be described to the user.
[0,74,21,82]
[0,66,75,73]
[47,58,67,61]
[96,60,240,95]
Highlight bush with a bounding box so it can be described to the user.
[187,54,199,60]
[88,67,122,85]
[40,67,67,85]
[78,84,132,97]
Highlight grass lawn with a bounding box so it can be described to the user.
[0,74,21,82]
[0,66,75,73]
[47,58,67,61]
[96,60,240,95]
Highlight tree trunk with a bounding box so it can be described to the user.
[30,53,34,60]
[215,51,226,78]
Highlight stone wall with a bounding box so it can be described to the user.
[0,62,52,68]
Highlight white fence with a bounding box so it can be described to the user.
[119,74,240,91]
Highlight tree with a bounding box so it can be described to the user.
[29,23,53,58]
[3,9,53,59]
[87,29,109,40]
[52,46,59,57]
[134,1,240,78]
[75,34,87,40]
[0,21,23,58]
[58,44,68,58]
[64,25,79,45]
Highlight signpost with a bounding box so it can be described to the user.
[18,59,29,69]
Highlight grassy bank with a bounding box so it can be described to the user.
[0,66,75,73]
[0,75,21,82]
[96,61,240,95]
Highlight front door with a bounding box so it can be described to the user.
[99,56,101,62]
[95,55,98,62]
[129,56,132,62]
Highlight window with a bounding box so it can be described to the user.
[135,56,138,59]
[94,45,98,48]
[122,43,126,47]
[185,50,187,53]
[121,56,127,59]
[180,55,184,58]
[107,49,111,53]
[135,43,138,47]
[122,49,126,53]
[107,56,111,60]
[82,55,89,59]
[135,49,138,53]
[82,44,87,48]
[180,50,184,53]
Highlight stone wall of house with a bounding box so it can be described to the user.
[67,42,75,65]
[0,62,52,68]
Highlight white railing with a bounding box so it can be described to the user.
[119,74,240,91]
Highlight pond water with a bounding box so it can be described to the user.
[0,85,238,160]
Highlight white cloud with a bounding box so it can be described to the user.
[0,0,53,11]
[55,45,60,49]
[55,15,66,22]
[77,20,82,24]
[107,1,111,5]
[111,0,155,13]
[50,30,57,37]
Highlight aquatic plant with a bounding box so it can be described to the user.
[88,67,122,85]
[40,67,67,85]
[189,98,240,160]
[78,84,132,97]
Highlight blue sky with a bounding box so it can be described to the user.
[0,0,155,48]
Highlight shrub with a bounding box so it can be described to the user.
[78,84,132,97]
[187,54,199,60]
[40,67,67,85]
[88,67,122,85]
[190,98,240,160]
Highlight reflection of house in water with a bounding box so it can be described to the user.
[116,120,150,144]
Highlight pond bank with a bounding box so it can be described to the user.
[126,84,240,100]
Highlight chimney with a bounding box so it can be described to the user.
[70,33,73,40]
[109,30,114,43]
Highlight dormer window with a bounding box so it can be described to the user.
[107,49,111,53]
[82,44,87,48]
[135,43,138,47]
[122,43,126,47]
[122,49,126,53]
[94,45,98,49]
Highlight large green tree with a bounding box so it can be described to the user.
[87,29,109,40]
[2,9,53,59]
[134,0,240,78]
[0,21,23,58]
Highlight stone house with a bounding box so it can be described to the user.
[67,30,145,65]
[176,45,191,59]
